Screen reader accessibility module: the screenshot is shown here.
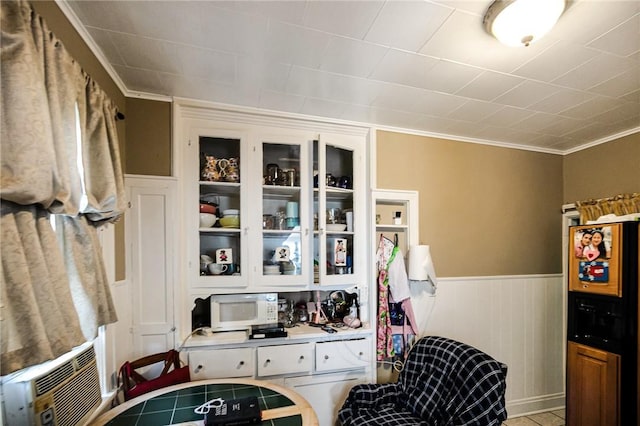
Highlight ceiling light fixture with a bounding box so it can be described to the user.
[483,0,566,47]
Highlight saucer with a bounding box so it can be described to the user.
[264,271,281,275]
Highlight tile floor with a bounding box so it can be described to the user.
[504,409,565,426]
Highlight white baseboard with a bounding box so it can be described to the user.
[506,392,565,418]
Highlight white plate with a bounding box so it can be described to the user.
[264,272,281,275]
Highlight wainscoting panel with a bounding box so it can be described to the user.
[409,274,565,417]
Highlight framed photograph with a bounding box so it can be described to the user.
[275,246,290,262]
[334,238,347,266]
[568,224,621,296]
[215,248,233,264]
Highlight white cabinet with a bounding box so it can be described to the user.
[313,134,367,287]
[176,104,369,294]
[189,348,254,379]
[285,372,367,426]
[315,339,370,372]
[257,343,313,376]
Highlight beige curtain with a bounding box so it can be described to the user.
[1,0,124,374]
[575,193,640,223]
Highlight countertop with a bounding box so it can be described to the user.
[183,323,372,348]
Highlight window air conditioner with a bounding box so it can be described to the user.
[1,343,102,426]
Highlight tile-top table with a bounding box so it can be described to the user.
[92,378,319,426]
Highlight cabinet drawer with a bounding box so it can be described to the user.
[257,343,312,376]
[316,339,370,372]
[189,348,254,379]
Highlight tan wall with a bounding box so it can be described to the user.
[125,98,172,176]
[33,1,127,280]
[563,132,640,203]
[377,130,564,277]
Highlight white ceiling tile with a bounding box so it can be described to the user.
[538,117,584,137]
[229,1,308,26]
[589,67,640,98]
[176,46,236,83]
[85,27,125,66]
[590,102,640,124]
[319,37,388,78]
[622,88,640,104]
[258,90,305,114]
[369,50,439,88]
[447,99,504,123]
[512,41,597,82]
[236,57,291,93]
[431,1,486,15]
[263,22,331,69]
[113,65,165,94]
[197,4,269,56]
[482,106,535,127]
[303,1,385,39]
[455,71,525,101]
[300,97,348,120]
[588,14,640,57]
[364,1,453,52]
[372,85,467,116]
[552,1,640,46]
[493,81,560,108]
[422,60,484,94]
[509,112,559,132]
[552,52,635,91]
[558,96,621,120]
[109,33,182,74]
[285,67,383,105]
[528,89,592,114]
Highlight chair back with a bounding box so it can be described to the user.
[399,336,508,425]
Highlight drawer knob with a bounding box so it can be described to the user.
[265,359,271,364]
[239,361,245,366]
[195,365,203,373]
[324,355,329,360]
[299,355,305,360]
[359,352,363,356]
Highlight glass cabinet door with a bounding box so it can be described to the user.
[314,134,364,286]
[191,129,248,288]
[257,136,310,285]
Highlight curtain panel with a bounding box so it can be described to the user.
[1,0,124,375]
[575,193,640,223]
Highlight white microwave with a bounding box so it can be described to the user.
[210,293,278,332]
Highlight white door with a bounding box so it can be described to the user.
[126,175,178,357]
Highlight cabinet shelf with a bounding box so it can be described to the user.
[200,181,241,196]
[263,185,301,197]
[200,227,241,235]
[376,224,409,232]
[315,187,354,201]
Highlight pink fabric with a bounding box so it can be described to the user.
[376,269,394,360]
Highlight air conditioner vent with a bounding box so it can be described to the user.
[75,345,96,370]
[33,361,74,397]
[52,360,101,426]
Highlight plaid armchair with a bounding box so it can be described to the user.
[338,336,508,425]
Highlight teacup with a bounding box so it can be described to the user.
[208,263,228,275]
[225,264,240,275]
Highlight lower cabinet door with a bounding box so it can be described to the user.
[188,348,254,379]
[284,372,367,426]
[257,343,312,376]
[567,341,620,426]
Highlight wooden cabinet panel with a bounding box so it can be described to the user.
[567,341,620,426]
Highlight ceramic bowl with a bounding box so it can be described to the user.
[199,213,218,228]
[223,209,239,216]
[200,203,217,214]
[219,216,240,228]
[326,223,347,232]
